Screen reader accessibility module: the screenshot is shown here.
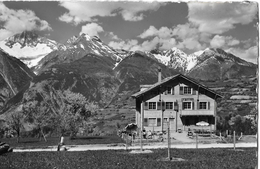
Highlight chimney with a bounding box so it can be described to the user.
[158,68,162,82]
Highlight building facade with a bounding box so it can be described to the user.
[132,72,222,133]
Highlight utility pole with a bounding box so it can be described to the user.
[140,100,144,151]
[174,100,179,132]
[176,110,178,132]
[167,121,171,160]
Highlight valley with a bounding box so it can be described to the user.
[0,31,257,137]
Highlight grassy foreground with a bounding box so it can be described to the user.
[0,148,257,169]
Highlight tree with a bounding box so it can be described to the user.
[22,100,58,142]
[6,111,24,143]
[57,90,98,138]
[228,114,257,135]
[229,115,245,134]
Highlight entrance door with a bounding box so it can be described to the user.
[163,118,168,131]
[169,118,175,132]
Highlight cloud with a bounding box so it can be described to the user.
[177,37,204,51]
[0,29,13,40]
[137,36,162,51]
[59,1,164,24]
[210,35,240,48]
[226,46,258,63]
[187,2,257,34]
[172,23,199,40]
[241,39,254,49]
[138,26,158,38]
[80,23,104,37]
[108,39,138,50]
[106,32,120,40]
[109,36,177,52]
[139,26,173,39]
[138,36,176,51]
[138,23,207,52]
[0,2,51,40]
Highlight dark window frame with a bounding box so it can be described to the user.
[183,101,192,110]
[165,102,173,109]
[148,102,156,110]
[183,87,192,94]
[199,102,207,109]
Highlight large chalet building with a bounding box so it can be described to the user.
[132,70,222,133]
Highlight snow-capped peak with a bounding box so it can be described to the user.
[148,47,205,73]
[0,31,59,68]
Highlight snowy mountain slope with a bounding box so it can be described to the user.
[187,48,257,80]
[0,31,59,68]
[149,47,201,73]
[148,47,256,76]
[61,33,124,62]
[34,33,127,74]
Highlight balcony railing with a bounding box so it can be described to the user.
[180,110,214,116]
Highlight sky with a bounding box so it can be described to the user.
[0,1,258,63]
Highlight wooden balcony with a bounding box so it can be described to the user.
[180,110,214,116]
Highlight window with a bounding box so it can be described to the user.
[199,102,207,109]
[148,118,156,126]
[183,87,192,94]
[157,118,161,126]
[148,102,156,109]
[183,102,192,110]
[166,102,173,109]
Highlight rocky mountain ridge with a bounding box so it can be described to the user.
[0,48,35,109]
[0,31,256,78]
[33,33,128,74]
[0,32,257,137]
[0,31,257,113]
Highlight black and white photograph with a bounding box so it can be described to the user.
[0,0,258,168]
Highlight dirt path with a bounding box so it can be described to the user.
[13,142,257,152]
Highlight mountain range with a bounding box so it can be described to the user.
[0,31,257,114]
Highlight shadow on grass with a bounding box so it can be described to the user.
[70,136,104,140]
[18,140,41,144]
[2,135,125,148]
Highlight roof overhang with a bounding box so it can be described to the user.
[131,74,223,101]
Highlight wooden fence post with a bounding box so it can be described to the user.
[196,133,198,149]
[233,131,236,150]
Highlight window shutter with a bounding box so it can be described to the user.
[192,102,195,110]
[197,101,200,110]
[144,118,148,126]
[157,118,161,126]
[157,102,161,110]
[162,102,165,110]
[144,102,148,110]
[180,86,183,95]
[182,102,184,110]
[174,101,178,111]
[208,102,210,110]
[192,88,196,95]
[172,87,174,95]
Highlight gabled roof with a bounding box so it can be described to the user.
[132,74,222,99]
